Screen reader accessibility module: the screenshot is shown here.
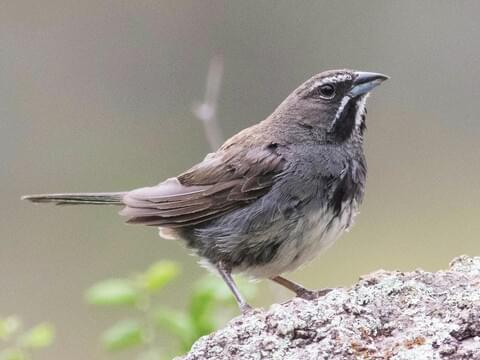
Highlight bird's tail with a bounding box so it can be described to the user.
[22,192,126,206]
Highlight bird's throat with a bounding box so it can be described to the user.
[329,95,368,142]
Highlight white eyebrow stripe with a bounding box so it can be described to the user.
[310,74,353,90]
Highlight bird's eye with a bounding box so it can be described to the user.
[316,84,336,99]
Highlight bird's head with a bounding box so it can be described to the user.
[276,69,388,143]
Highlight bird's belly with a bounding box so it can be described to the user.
[241,201,358,279]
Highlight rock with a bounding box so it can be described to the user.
[179,256,480,360]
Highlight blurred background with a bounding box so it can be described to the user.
[1,1,480,358]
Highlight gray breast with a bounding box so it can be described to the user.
[238,196,359,278]
[176,150,366,279]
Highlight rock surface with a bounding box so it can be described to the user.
[180,256,480,359]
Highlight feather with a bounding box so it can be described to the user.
[120,146,286,227]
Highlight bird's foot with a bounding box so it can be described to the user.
[239,303,254,315]
[296,288,333,300]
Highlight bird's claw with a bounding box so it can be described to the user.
[297,288,333,300]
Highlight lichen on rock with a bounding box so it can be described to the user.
[179,256,480,360]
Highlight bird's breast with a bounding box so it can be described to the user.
[242,199,359,278]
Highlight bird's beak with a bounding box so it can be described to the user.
[349,71,389,98]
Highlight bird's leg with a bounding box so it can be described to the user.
[216,261,252,315]
[270,275,314,298]
[270,275,332,300]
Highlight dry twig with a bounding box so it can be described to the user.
[193,56,224,151]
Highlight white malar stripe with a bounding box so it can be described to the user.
[334,95,351,121]
[330,94,369,133]
[354,94,369,130]
[328,95,351,130]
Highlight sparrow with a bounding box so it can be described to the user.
[23,69,388,313]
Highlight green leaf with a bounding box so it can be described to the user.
[195,275,257,304]
[154,307,196,351]
[0,316,21,341]
[0,348,26,360]
[141,261,180,293]
[102,320,144,352]
[85,279,139,306]
[189,275,258,335]
[192,276,238,304]
[189,279,218,335]
[20,323,55,348]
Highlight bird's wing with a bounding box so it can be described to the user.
[120,145,285,227]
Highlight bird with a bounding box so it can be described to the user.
[23,69,388,314]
